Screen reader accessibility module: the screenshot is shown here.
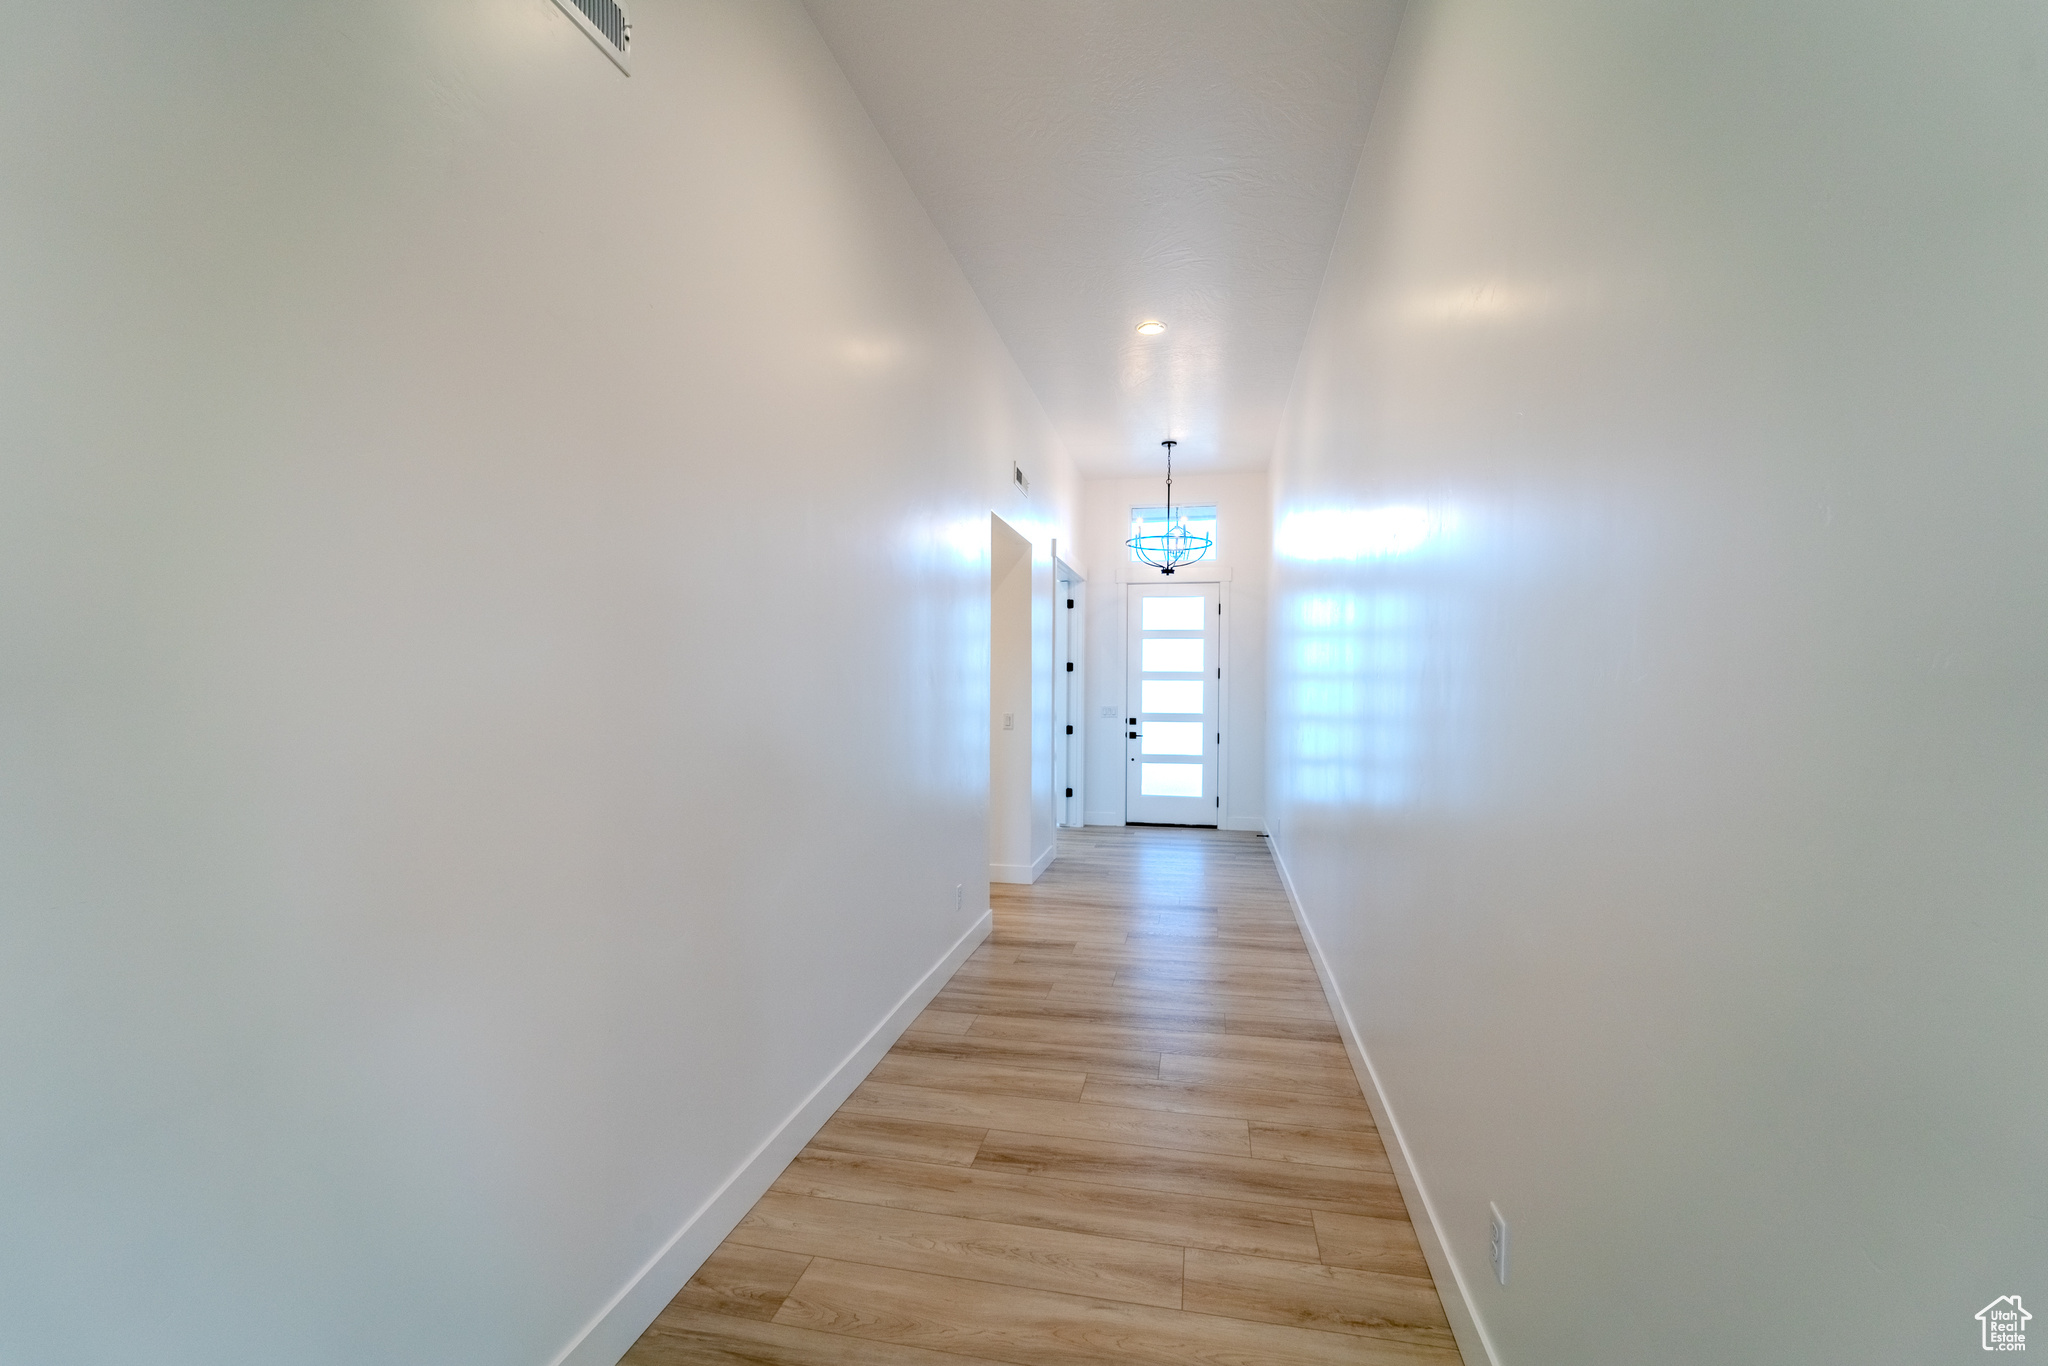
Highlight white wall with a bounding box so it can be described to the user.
[1082,474,1268,829]
[0,3,1078,1364]
[1270,3,2048,1363]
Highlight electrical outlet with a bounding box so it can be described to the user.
[1489,1204,1509,1286]
[1099,705,1115,719]
[954,884,963,913]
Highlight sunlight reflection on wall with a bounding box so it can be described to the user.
[1277,505,1440,562]
[1283,590,1424,808]
[895,513,990,805]
[1274,504,1450,812]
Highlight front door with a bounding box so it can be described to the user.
[1124,583,1220,825]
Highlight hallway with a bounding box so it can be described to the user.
[624,827,1459,1365]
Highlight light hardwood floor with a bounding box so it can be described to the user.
[623,826,1461,1365]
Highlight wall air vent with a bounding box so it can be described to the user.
[552,0,631,74]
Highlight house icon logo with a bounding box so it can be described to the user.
[1978,1296,2030,1351]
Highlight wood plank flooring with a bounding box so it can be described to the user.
[624,826,1461,1365]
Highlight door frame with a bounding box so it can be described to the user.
[1116,563,1232,826]
[1053,553,1085,829]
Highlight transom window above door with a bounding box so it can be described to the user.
[1128,504,1217,563]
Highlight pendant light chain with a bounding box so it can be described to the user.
[1125,438,1212,575]
[1165,440,1174,532]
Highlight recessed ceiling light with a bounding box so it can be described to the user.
[1135,321,1166,336]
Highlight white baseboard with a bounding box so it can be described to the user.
[1265,838,1500,1366]
[1082,810,1124,826]
[548,908,994,1366]
[1221,816,1267,833]
[989,842,1056,884]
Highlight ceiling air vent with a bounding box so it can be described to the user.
[553,0,631,74]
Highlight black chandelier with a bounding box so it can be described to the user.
[1125,440,1212,575]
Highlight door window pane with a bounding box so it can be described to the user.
[1141,596,1206,631]
[1140,763,1203,797]
[1140,680,1204,714]
[1141,638,1204,673]
[1142,721,1204,755]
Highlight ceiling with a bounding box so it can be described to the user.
[803,0,1406,477]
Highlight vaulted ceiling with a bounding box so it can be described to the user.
[803,0,1406,476]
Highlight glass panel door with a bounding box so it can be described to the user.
[1125,582,1221,825]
